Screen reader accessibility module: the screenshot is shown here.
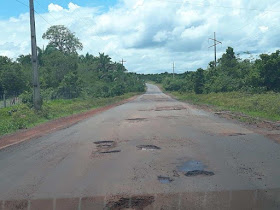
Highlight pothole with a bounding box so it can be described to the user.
[96,144,112,148]
[99,150,121,154]
[228,133,246,136]
[106,196,154,210]
[155,106,186,111]
[93,141,114,145]
[177,160,215,177]
[158,176,173,184]
[126,118,147,121]
[185,170,215,177]
[137,145,161,151]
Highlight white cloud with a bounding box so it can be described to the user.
[68,2,80,11]
[259,26,269,33]
[48,3,63,12]
[1,0,280,73]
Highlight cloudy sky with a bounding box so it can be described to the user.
[0,0,280,73]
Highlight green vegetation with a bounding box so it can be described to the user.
[0,25,145,136]
[0,93,137,136]
[172,92,280,121]
[141,47,280,122]
[0,25,145,102]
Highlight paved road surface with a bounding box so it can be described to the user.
[0,84,279,209]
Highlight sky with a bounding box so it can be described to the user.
[0,0,280,74]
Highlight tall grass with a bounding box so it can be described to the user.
[0,93,138,136]
[172,91,280,121]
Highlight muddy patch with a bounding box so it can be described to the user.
[137,145,161,151]
[185,170,215,177]
[158,176,173,184]
[106,196,154,210]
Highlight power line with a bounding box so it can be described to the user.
[15,0,52,26]
[15,0,29,7]
[34,0,59,23]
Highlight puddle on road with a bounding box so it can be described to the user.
[177,160,215,177]
[137,145,161,151]
[106,196,154,210]
[158,176,173,184]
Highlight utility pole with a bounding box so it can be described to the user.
[173,62,175,79]
[208,32,222,68]
[119,58,126,72]
[120,58,126,66]
[29,0,41,110]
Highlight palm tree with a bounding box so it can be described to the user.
[98,53,112,72]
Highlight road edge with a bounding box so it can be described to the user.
[156,85,280,144]
[0,94,140,150]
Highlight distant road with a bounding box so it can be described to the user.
[0,84,279,209]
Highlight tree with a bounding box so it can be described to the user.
[42,25,83,54]
[97,53,112,72]
[17,55,31,65]
[40,51,78,88]
[56,72,82,99]
[194,68,205,94]
[256,51,280,91]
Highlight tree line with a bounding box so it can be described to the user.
[0,25,145,105]
[142,47,280,94]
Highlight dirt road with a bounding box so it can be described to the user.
[0,84,279,209]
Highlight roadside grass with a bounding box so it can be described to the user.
[170,91,280,122]
[0,93,139,137]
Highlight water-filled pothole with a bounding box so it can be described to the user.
[137,145,161,151]
[106,196,154,210]
[158,176,173,184]
[177,160,215,177]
